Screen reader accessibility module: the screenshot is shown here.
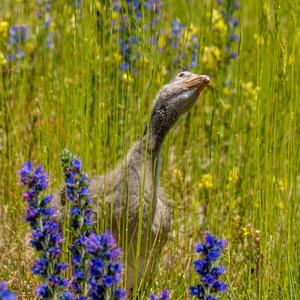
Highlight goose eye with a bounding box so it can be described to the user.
[178,73,185,78]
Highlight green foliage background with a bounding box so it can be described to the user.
[0,0,299,298]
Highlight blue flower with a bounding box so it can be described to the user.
[113,288,127,299]
[60,291,75,300]
[35,284,50,298]
[19,161,69,298]
[0,281,16,300]
[189,285,204,298]
[81,231,126,299]
[212,280,227,293]
[211,266,225,277]
[72,254,82,266]
[149,289,170,300]
[190,232,228,299]
[60,150,94,297]
[90,258,104,276]
[71,158,82,173]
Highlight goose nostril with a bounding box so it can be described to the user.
[201,75,210,84]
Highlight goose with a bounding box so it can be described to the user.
[88,71,210,295]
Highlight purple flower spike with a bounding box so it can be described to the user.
[82,232,126,299]
[19,161,71,299]
[7,25,29,61]
[190,232,228,299]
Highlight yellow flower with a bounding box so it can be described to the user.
[228,167,240,184]
[173,168,182,178]
[96,1,102,12]
[222,102,231,112]
[243,82,254,94]
[156,65,167,85]
[276,201,284,209]
[254,33,264,46]
[111,11,119,22]
[202,46,221,70]
[222,87,230,96]
[158,35,167,48]
[0,21,9,37]
[212,9,227,35]
[25,42,34,54]
[242,226,249,236]
[288,54,295,65]
[0,51,7,65]
[122,73,133,83]
[50,21,56,32]
[199,174,214,190]
[278,178,288,192]
[183,23,198,42]
[113,52,122,63]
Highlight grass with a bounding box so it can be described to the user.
[0,0,300,299]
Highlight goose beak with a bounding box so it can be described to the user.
[184,74,210,90]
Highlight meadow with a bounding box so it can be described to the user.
[0,0,300,299]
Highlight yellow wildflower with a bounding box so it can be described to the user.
[202,46,221,70]
[111,11,119,22]
[50,21,56,32]
[113,52,122,63]
[272,176,276,184]
[212,9,227,36]
[242,226,249,236]
[243,82,254,94]
[254,202,259,208]
[222,87,230,96]
[199,174,214,190]
[96,1,102,12]
[183,24,198,41]
[25,42,34,54]
[228,167,240,184]
[142,56,149,65]
[173,168,182,178]
[0,52,7,65]
[0,21,9,37]
[222,102,231,112]
[254,33,264,46]
[276,201,284,209]
[122,73,133,83]
[288,54,294,65]
[278,178,288,192]
[158,35,167,48]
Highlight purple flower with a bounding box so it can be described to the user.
[60,291,75,300]
[190,232,227,299]
[189,285,204,298]
[213,281,227,293]
[0,281,16,300]
[211,265,225,277]
[19,161,69,298]
[113,288,127,299]
[149,289,170,300]
[61,149,95,297]
[230,34,239,42]
[71,159,82,173]
[80,231,126,299]
[7,25,29,61]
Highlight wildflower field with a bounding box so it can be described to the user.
[0,0,300,299]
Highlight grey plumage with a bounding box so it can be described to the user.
[88,71,210,293]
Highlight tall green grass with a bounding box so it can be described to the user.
[0,0,299,298]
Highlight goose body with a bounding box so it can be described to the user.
[88,71,210,293]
